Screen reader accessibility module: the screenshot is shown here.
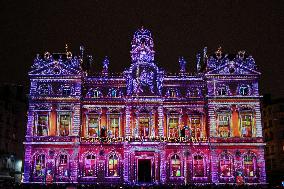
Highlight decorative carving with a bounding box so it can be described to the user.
[130,27,155,63]
[179,57,186,73]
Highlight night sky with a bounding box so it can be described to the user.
[1,1,283,97]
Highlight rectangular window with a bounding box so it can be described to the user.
[190,117,201,138]
[218,114,230,137]
[36,114,49,136]
[193,155,204,177]
[171,155,181,177]
[241,114,253,137]
[58,114,71,136]
[168,117,179,138]
[58,154,68,177]
[88,115,99,137]
[244,156,255,177]
[109,117,119,137]
[85,155,96,177]
[108,155,119,177]
[35,155,45,177]
[139,118,150,137]
[220,156,232,177]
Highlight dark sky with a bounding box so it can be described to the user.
[1,0,283,97]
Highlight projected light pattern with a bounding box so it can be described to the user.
[23,27,266,185]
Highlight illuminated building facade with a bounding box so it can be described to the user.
[23,27,266,185]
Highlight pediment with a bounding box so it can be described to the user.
[206,56,260,75]
[29,60,82,76]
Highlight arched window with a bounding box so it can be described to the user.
[38,84,51,95]
[58,154,68,177]
[193,155,205,177]
[171,154,181,177]
[167,88,179,98]
[239,85,250,96]
[109,89,118,98]
[220,153,233,177]
[108,153,119,177]
[243,154,256,177]
[93,90,101,98]
[84,154,96,177]
[34,154,45,177]
[170,90,177,97]
[86,88,101,98]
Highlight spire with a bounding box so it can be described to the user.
[130,27,155,63]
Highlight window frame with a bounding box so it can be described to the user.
[239,85,250,96]
[243,154,257,177]
[240,112,254,137]
[34,154,46,177]
[83,154,97,177]
[188,116,202,139]
[217,112,231,138]
[170,154,182,177]
[57,154,69,177]
[107,153,119,177]
[193,154,206,177]
[61,84,72,96]
[217,86,228,96]
[86,113,100,137]
[38,83,52,96]
[57,112,72,136]
[167,113,180,138]
[219,153,233,177]
[108,114,120,138]
[35,112,50,136]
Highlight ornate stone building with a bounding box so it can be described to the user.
[23,27,266,185]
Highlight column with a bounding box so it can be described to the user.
[210,148,219,183]
[123,146,130,183]
[23,145,32,182]
[254,102,263,137]
[125,106,131,137]
[160,149,166,183]
[70,143,79,182]
[72,103,81,136]
[208,104,217,137]
[26,105,35,137]
[158,106,164,137]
